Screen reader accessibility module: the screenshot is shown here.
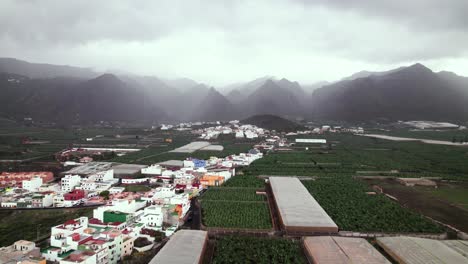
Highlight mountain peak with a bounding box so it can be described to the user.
[407,63,432,72]
[95,73,119,81]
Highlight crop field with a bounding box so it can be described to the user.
[301,178,444,233]
[124,184,151,193]
[201,187,272,229]
[211,236,306,264]
[222,175,265,188]
[201,187,265,201]
[113,141,254,165]
[0,208,93,247]
[372,128,468,142]
[246,134,468,180]
[0,126,171,161]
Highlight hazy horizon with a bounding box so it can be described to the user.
[1,0,468,86]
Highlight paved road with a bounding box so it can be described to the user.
[182,197,201,230]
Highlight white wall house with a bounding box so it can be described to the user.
[90,169,114,182]
[22,176,43,192]
[93,199,147,222]
[141,165,162,175]
[139,205,164,229]
[50,217,89,249]
[61,175,82,192]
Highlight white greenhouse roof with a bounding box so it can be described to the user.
[377,236,468,264]
[303,236,390,264]
[149,230,208,264]
[269,177,337,231]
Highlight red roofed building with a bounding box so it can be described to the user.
[0,171,53,187]
[64,189,85,201]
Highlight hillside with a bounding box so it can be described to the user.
[242,114,303,132]
[0,57,98,79]
[0,73,168,123]
[240,80,305,118]
[191,88,239,121]
[311,63,468,122]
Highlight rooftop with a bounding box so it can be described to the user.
[149,230,208,264]
[269,177,337,232]
[303,236,390,264]
[377,236,468,263]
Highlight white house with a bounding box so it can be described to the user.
[109,187,126,195]
[139,205,164,229]
[22,176,43,192]
[61,175,82,192]
[141,165,162,175]
[93,199,147,222]
[90,169,114,182]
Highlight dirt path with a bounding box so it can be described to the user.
[363,179,468,232]
[360,134,468,147]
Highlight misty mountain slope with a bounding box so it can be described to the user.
[191,88,238,121]
[241,114,304,132]
[226,89,245,104]
[224,76,274,96]
[162,78,200,92]
[122,75,183,120]
[240,80,305,118]
[71,74,169,122]
[311,63,468,121]
[0,57,98,79]
[0,73,168,123]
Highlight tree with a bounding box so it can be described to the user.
[99,190,110,200]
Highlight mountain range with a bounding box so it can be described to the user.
[1,58,468,124]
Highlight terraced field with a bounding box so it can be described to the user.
[200,187,272,229]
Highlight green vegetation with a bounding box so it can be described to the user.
[419,184,468,210]
[0,208,93,247]
[302,178,444,233]
[241,114,304,132]
[212,236,306,264]
[0,126,170,161]
[201,187,265,201]
[246,134,468,180]
[201,187,271,229]
[222,175,265,188]
[201,201,271,229]
[372,128,468,142]
[124,185,151,193]
[112,136,254,165]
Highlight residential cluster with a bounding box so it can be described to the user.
[0,170,118,208]
[0,139,265,263]
[194,122,266,140]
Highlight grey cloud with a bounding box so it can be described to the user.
[298,0,468,31]
[0,0,467,85]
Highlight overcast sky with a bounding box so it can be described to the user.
[1,0,468,86]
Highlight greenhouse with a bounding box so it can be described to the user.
[269,177,338,233]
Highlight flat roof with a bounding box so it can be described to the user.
[157,160,184,167]
[199,145,224,151]
[269,177,337,232]
[304,236,390,264]
[149,230,207,264]
[170,141,211,153]
[377,237,468,264]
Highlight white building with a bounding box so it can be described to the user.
[140,205,164,229]
[235,131,244,138]
[93,199,147,222]
[22,176,43,192]
[89,170,114,182]
[61,175,82,192]
[109,187,126,195]
[141,165,163,175]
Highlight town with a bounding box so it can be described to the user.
[1,117,468,263]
